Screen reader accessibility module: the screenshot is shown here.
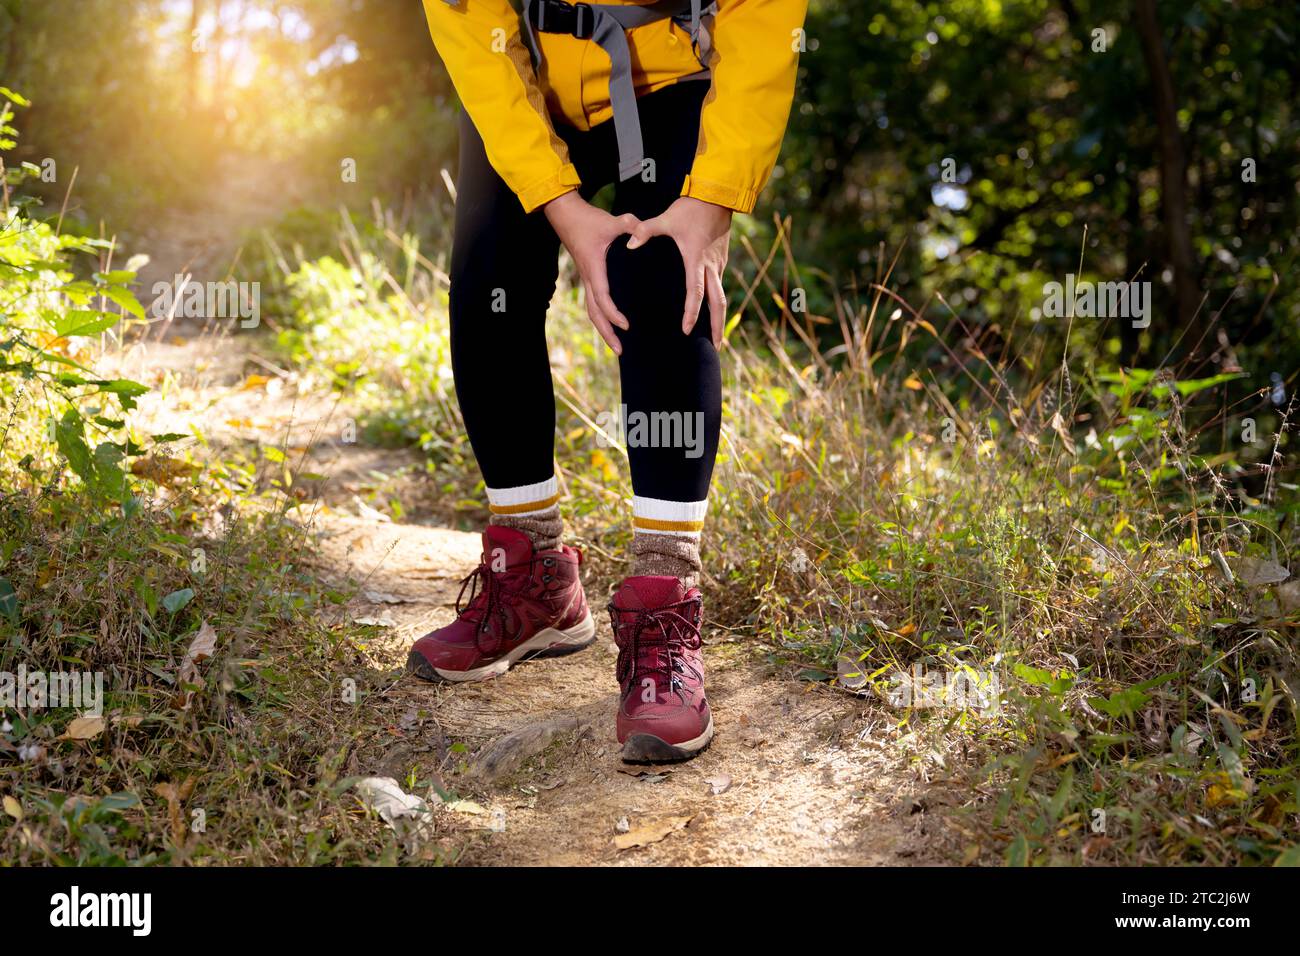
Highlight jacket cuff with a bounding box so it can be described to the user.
[681,174,759,215]
[517,164,582,214]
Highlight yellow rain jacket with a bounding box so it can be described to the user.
[422,0,807,213]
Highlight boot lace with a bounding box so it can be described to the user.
[456,552,553,654]
[609,595,703,694]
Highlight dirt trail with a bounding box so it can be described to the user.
[322,516,957,866]
[106,165,962,866]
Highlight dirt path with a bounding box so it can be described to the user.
[104,170,964,866]
[320,516,959,866]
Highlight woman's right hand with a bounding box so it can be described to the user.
[543,191,639,356]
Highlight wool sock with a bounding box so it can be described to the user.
[630,495,706,589]
[632,531,701,590]
[486,476,563,552]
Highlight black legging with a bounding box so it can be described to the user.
[448,80,721,504]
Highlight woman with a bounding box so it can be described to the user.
[409,0,807,762]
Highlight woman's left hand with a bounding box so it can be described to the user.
[626,196,732,348]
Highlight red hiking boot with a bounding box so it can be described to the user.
[407,526,595,682]
[608,576,714,763]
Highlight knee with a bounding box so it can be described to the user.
[606,234,688,323]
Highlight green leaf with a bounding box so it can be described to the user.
[1274,845,1300,867]
[55,409,95,484]
[161,588,194,614]
[92,378,149,410]
[52,309,120,338]
[101,285,145,320]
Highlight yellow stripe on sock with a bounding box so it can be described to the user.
[489,493,560,515]
[634,516,704,533]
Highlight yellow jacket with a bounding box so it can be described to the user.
[422,0,807,213]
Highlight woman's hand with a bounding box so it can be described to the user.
[543,191,640,356]
[625,196,732,348]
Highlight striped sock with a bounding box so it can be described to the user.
[486,476,563,552]
[631,495,706,588]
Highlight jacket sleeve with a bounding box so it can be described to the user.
[681,0,808,214]
[422,0,580,212]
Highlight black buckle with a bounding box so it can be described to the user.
[573,3,594,39]
[529,0,595,40]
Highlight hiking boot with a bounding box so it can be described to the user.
[407,525,595,682]
[608,575,713,762]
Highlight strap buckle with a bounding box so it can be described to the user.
[529,0,595,40]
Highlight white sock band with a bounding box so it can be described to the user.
[486,476,559,516]
[631,495,707,539]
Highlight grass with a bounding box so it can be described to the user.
[2,177,1297,865]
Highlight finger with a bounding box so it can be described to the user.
[625,216,665,250]
[588,255,629,330]
[680,256,706,335]
[616,213,640,235]
[595,283,629,331]
[706,265,726,348]
[584,283,623,356]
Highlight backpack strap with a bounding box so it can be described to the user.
[525,0,717,182]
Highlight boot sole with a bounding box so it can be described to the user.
[621,716,715,764]
[407,611,596,684]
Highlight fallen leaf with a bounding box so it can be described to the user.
[353,616,397,628]
[705,774,732,795]
[3,795,22,821]
[60,716,105,741]
[153,778,196,846]
[613,813,696,851]
[354,777,432,831]
[240,373,271,390]
[173,620,218,710]
[445,799,489,816]
[837,654,868,691]
[1233,557,1290,588]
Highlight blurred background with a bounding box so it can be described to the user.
[2,0,1297,372]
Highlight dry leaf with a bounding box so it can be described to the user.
[613,813,696,851]
[837,654,868,691]
[131,455,200,485]
[1233,557,1290,588]
[354,777,431,830]
[3,795,22,821]
[705,774,733,795]
[445,799,490,816]
[60,716,105,741]
[353,616,397,628]
[1049,411,1077,456]
[173,621,218,710]
[153,778,196,846]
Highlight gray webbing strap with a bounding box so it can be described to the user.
[525,0,717,182]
